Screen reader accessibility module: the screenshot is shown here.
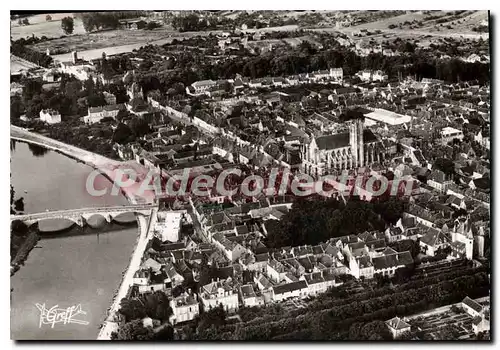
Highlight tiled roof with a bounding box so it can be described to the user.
[315,129,378,150]
[272,280,307,295]
[372,251,413,270]
[462,296,483,313]
[420,229,449,247]
[386,317,411,330]
[240,284,256,298]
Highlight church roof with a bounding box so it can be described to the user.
[315,129,378,150]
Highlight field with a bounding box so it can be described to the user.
[15,10,489,64]
[11,54,39,74]
[10,13,86,40]
[312,10,489,47]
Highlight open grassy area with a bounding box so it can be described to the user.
[10,54,39,74]
[11,12,86,40]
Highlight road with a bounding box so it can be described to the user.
[11,204,157,222]
[97,207,158,340]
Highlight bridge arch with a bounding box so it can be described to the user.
[11,206,155,230]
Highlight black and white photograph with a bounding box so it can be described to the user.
[8,6,491,342]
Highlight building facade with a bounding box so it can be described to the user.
[39,109,61,124]
[302,118,383,176]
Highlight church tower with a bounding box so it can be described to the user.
[357,118,364,167]
[349,121,358,167]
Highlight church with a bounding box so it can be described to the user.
[301,113,385,177]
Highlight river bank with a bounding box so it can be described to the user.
[11,231,40,277]
[10,126,152,206]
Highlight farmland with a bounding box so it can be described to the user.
[10,54,39,75]
[10,13,86,40]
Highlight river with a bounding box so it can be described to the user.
[10,141,139,340]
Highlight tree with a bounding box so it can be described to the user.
[111,319,154,340]
[45,15,52,22]
[11,221,28,236]
[113,123,134,144]
[61,17,74,35]
[154,325,174,340]
[434,157,455,177]
[22,18,29,26]
[197,304,227,333]
[10,96,23,122]
[360,320,393,340]
[118,297,147,322]
[129,118,151,138]
[146,21,161,30]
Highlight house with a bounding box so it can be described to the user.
[84,104,125,124]
[300,271,338,296]
[472,316,489,335]
[462,296,483,318]
[104,91,117,105]
[451,217,474,260]
[266,259,288,283]
[239,284,264,307]
[39,109,61,124]
[142,258,162,273]
[244,252,269,273]
[474,130,490,150]
[349,255,374,279]
[59,61,96,81]
[133,269,150,286]
[212,233,248,262]
[42,70,57,82]
[199,277,239,312]
[254,273,273,291]
[154,211,183,242]
[419,228,449,256]
[372,250,413,277]
[272,280,308,302]
[386,316,411,339]
[164,262,185,287]
[142,317,153,328]
[469,177,490,193]
[385,226,405,243]
[169,292,199,325]
[440,126,464,145]
[372,70,388,82]
[356,70,387,82]
[427,169,453,193]
[191,80,217,94]
[248,78,264,89]
[114,143,137,160]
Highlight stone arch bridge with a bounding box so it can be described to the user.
[11,204,157,228]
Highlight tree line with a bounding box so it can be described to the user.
[11,41,53,68]
[264,197,406,248]
[183,265,488,340]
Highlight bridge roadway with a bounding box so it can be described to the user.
[11,204,158,228]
